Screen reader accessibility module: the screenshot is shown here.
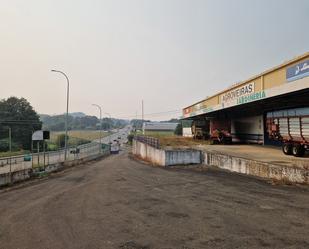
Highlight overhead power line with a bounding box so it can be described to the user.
[0,120,41,125]
[115,109,182,119]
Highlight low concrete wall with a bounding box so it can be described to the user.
[0,151,110,187]
[132,139,201,166]
[165,150,201,166]
[204,151,309,184]
[0,170,31,187]
[133,140,165,166]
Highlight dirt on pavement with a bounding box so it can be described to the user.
[0,150,308,249]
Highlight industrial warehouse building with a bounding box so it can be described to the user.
[182,52,309,147]
[142,122,178,133]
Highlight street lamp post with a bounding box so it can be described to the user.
[92,104,102,154]
[51,69,70,160]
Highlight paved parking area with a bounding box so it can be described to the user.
[201,144,309,169]
[0,151,308,249]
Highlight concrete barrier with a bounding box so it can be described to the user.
[204,151,309,184]
[0,151,110,187]
[132,139,201,166]
[165,150,201,166]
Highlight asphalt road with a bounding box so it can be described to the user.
[0,149,308,249]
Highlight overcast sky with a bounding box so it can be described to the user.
[1,0,308,120]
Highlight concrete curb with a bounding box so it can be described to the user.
[203,150,309,184]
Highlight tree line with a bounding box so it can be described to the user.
[0,96,129,152]
[40,114,129,131]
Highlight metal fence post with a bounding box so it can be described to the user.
[9,156,12,184]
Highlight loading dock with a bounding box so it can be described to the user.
[182,52,309,155]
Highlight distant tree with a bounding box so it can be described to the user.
[130,119,150,130]
[174,123,183,136]
[166,118,179,123]
[0,97,41,150]
[41,114,129,131]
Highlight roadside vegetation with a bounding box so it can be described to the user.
[0,97,41,157]
[41,113,128,131]
[47,130,113,150]
[129,126,210,148]
[0,150,30,158]
[0,97,120,158]
[149,134,210,148]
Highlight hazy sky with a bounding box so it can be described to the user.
[1,0,308,120]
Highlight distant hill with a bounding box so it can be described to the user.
[69,112,86,118]
[40,113,129,131]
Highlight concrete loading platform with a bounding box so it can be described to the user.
[201,144,309,184]
[132,138,309,184]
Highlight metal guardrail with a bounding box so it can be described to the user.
[134,135,160,149]
[0,142,110,176]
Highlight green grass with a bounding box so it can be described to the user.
[0,150,29,158]
[133,130,175,137]
[144,131,175,136]
[47,130,113,149]
[133,131,211,148]
[50,130,111,142]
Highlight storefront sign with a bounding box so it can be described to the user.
[220,82,255,104]
[237,90,266,105]
[183,74,309,119]
[286,60,309,82]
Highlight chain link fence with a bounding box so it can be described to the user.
[0,142,110,177]
[134,135,160,149]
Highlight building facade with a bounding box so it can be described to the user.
[182,52,309,145]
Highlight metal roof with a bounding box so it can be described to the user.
[184,51,309,110]
[143,122,178,131]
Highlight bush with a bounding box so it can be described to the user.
[0,139,19,152]
[174,123,183,136]
[127,134,134,144]
[47,143,58,151]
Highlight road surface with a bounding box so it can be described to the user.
[0,149,308,249]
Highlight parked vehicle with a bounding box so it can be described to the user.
[266,107,309,157]
[191,119,209,140]
[210,119,232,144]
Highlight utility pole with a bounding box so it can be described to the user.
[8,127,12,183]
[92,104,103,154]
[104,112,112,145]
[135,110,137,133]
[142,100,144,135]
[8,127,11,153]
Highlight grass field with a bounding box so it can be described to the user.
[157,136,210,147]
[48,130,112,149]
[144,131,175,137]
[0,150,29,158]
[50,130,111,142]
[134,130,210,148]
[0,130,111,157]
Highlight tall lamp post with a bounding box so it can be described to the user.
[92,104,102,154]
[51,69,70,160]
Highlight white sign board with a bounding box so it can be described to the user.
[32,130,43,141]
